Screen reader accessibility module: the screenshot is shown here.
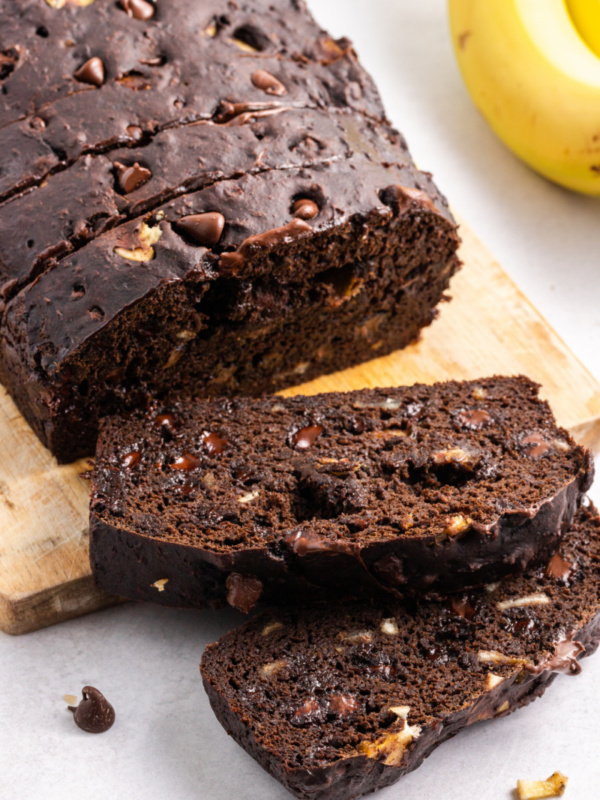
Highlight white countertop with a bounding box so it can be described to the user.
[2,1,600,798]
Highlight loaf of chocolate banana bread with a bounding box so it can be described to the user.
[0,0,460,462]
[200,503,600,800]
[89,377,593,609]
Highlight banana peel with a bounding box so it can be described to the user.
[448,0,600,196]
[566,0,600,58]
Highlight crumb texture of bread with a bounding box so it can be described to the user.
[90,377,593,607]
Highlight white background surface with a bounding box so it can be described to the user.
[2,1,600,798]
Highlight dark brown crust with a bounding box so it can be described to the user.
[0,0,459,463]
[202,663,562,800]
[89,377,593,606]
[200,504,600,800]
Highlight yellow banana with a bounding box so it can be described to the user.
[448,0,600,196]
[566,0,600,58]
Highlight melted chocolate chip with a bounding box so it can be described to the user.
[68,687,115,734]
[327,694,358,718]
[177,212,225,246]
[522,433,552,457]
[201,431,228,455]
[450,596,475,621]
[380,184,438,215]
[74,57,105,87]
[527,639,585,676]
[546,553,573,581]
[170,453,201,470]
[291,424,323,450]
[121,0,155,20]
[291,697,324,726]
[457,409,492,430]
[226,572,263,613]
[122,451,141,468]
[153,413,175,434]
[284,529,352,556]
[292,198,319,220]
[114,161,152,194]
[251,69,287,96]
[219,219,311,272]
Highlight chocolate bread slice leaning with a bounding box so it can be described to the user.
[200,503,600,800]
[89,377,593,608]
[0,0,460,462]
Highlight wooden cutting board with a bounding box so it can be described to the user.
[1,219,600,635]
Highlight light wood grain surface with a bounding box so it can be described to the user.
[1,220,599,635]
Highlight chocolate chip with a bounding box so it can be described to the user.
[153,413,175,436]
[73,57,105,87]
[68,687,115,734]
[292,198,319,220]
[327,694,358,718]
[114,161,152,194]
[251,69,287,96]
[290,697,324,726]
[122,451,141,468]
[226,573,263,613]
[450,596,475,621]
[201,431,228,455]
[177,212,225,247]
[457,409,492,430]
[522,433,552,457]
[121,0,155,20]
[170,453,201,470]
[546,553,573,581]
[291,424,323,450]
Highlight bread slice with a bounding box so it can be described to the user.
[200,503,600,800]
[90,376,592,608]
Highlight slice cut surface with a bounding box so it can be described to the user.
[90,376,593,608]
[200,503,600,800]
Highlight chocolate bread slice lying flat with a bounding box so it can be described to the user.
[200,503,600,800]
[89,377,593,608]
[0,0,460,462]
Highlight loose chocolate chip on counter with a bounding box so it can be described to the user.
[226,573,263,613]
[177,212,225,247]
[251,69,287,96]
[292,198,319,220]
[114,161,152,194]
[290,424,323,450]
[74,57,105,87]
[121,0,155,20]
[201,431,228,456]
[67,687,115,734]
